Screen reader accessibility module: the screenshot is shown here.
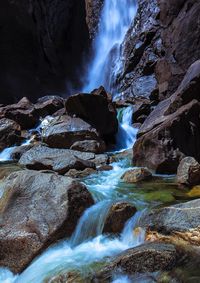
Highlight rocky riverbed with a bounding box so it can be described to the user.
[0,0,200,282]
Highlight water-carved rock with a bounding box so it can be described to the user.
[103,202,137,234]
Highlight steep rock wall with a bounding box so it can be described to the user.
[0,0,90,104]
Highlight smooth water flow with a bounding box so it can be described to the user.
[116,106,138,150]
[83,0,137,93]
[4,212,145,283]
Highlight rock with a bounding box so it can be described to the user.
[91,153,109,167]
[133,100,200,174]
[19,145,96,174]
[35,96,64,117]
[138,199,200,234]
[0,170,94,273]
[121,168,152,183]
[93,243,178,282]
[11,144,34,160]
[177,157,200,186]
[132,101,151,124]
[65,168,97,179]
[42,115,100,149]
[98,165,113,171]
[0,97,39,129]
[70,139,106,154]
[0,163,21,181]
[103,202,137,234]
[85,0,104,39]
[0,118,22,151]
[65,88,118,142]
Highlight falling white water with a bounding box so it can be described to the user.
[116,106,138,150]
[83,0,137,93]
[4,212,145,283]
[0,147,16,162]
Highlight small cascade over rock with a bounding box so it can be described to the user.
[116,106,138,150]
[83,0,137,93]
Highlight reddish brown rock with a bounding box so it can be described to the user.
[0,97,38,129]
[34,96,64,118]
[65,87,118,142]
[121,168,152,183]
[103,202,137,234]
[133,100,200,174]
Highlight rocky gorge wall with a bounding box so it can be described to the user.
[0,0,90,104]
[117,0,200,101]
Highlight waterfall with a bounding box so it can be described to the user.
[6,212,145,283]
[83,0,137,93]
[70,200,112,247]
[116,106,138,150]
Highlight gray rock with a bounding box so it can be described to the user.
[19,145,96,174]
[177,157,200,186]
[138,199,200,233]
[0,170,94,273]
[42,115,99,149]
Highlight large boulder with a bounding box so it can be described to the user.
[34,96,64,118]
[0,118,22,151]
[138,199,200,234]
[133,100,200,174]
[42,115,104,151]
[19,145,97,174]
[103,202,137,234]
[0,170,94,273]
[93,243,178,282]
[65,88,118,142]
[177,157,200,187]
[0,97,38,129]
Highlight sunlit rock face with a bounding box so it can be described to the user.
[0,0,90,104]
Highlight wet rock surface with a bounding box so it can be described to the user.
[103,202,137,234]
[42,115,102,150]
[93,243,178,282]
[0,170,94,273]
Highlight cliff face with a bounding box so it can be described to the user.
[117,0,200,102]
[0,0,90,104]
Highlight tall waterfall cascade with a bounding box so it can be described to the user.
[83,0,137,93]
